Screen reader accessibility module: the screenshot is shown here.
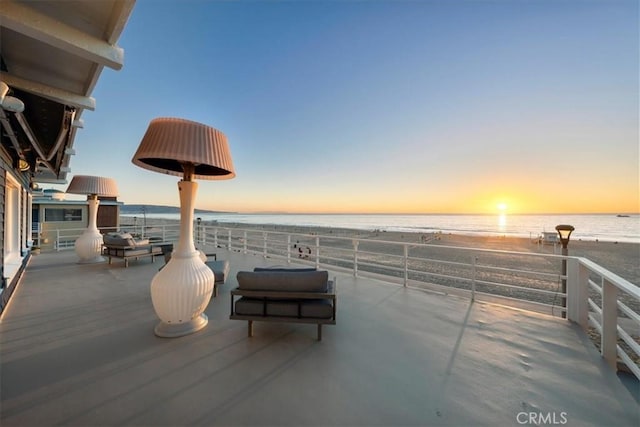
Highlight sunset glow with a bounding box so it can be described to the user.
[55,1,638,215]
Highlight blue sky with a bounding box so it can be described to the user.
[59,0,639,214]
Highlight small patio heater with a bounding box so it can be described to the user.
[66,175,119,263]
[132,117,235,337]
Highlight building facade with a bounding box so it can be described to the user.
[0,1,134,314]
[32,190,120,251]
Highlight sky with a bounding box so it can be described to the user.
[56,0,639,214]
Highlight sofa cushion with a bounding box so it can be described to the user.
[103,233,135,247]
[103,232,149,247]
[237,270,329,293]
[235,298,333,319]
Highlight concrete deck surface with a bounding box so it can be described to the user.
[1,248,638,426]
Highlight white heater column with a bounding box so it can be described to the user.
[150,180,215,337]
[74,196,105,263]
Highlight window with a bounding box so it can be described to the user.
[44,208,82,222]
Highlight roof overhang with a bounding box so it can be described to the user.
[0,0,135,184]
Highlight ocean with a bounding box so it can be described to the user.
[124,213,640,244]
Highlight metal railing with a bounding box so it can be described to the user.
[37,222,640,379]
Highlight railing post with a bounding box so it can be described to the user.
[263,232,267,258]
[202,226,207,246]
[162,225,166,243]
[601,277,619,370]
[287,234,291,264]
[471,256,477,301]
[403,244,409,287]
[55,229,60,251]
[566,258,588,326]
[227,229,232,250]
[214,228,218,248]
[353,240,359,277]
[315,236,320,269]
[244,231,248,254]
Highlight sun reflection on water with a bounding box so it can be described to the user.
[498,213,507,233]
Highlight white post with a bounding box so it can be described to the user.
[403,244,409,287]
[566,258,588,326]
[263,232,268,258]
[287,234,291,264]
[227,229,231,250]
[601,277,618,369]
[315,236,320,269]
[243,231,248,254]
[353,240,359,277]
[471,256,477,301]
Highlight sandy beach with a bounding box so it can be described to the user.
[120,217,639,285]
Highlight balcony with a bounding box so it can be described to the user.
[1,233,638,426]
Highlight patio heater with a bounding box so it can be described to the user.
[66,175,119,263]
[132,117,235,337]
[555,224,574,319]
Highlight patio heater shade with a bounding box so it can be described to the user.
[66,175,119,197]
[132,117,235,180]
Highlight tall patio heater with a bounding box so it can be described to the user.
[66,175,119,263]
[132,117,235,337]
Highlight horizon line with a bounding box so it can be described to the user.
[120,206,640,216]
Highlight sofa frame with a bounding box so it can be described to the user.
[103,244,163,268]
[230,269,336,341]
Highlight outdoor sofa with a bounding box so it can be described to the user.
[102,232,163,267]
[230,268,336,340]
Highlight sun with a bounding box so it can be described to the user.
[497,203,508,212]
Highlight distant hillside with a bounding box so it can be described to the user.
[120,204,229,215]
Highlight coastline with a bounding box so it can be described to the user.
[121,212,640,244]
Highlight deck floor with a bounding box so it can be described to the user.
[1,248,638,426]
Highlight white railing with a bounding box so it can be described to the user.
[566,257,640,379]
[39,222,639,379]
[37,224,180,252]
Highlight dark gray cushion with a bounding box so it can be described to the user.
[235,298,263,316]
[205,260,230,284]
[237,270,328,292]
[300,300,333,318]
[235,298,333,319]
